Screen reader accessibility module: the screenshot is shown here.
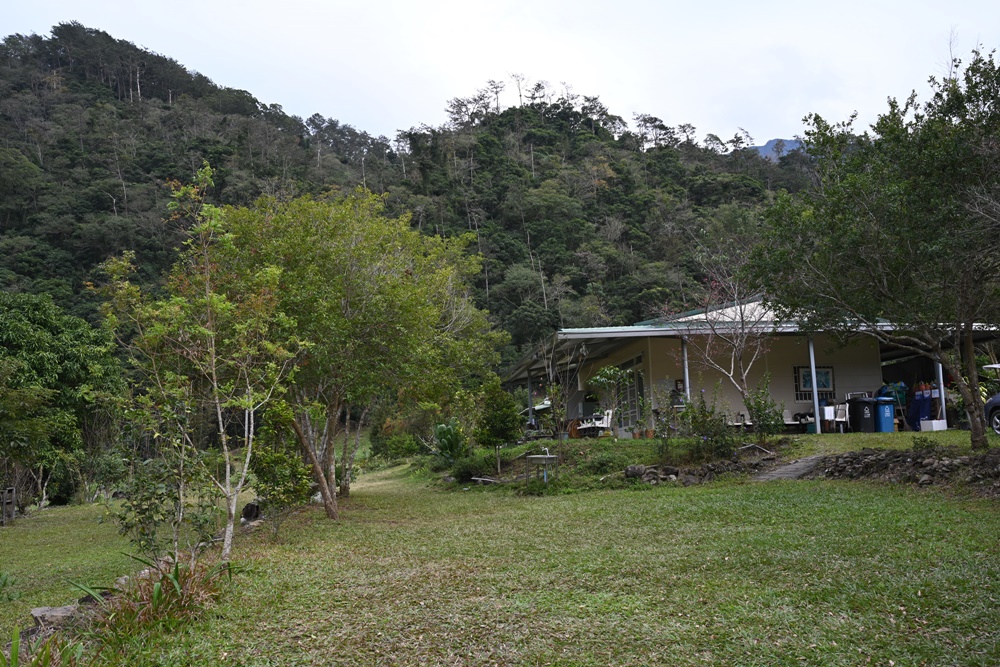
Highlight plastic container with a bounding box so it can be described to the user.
[848,397,876,433]
[874,397,895,432]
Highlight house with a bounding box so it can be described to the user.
[503,299,951,435]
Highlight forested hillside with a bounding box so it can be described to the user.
[0,22,813,363]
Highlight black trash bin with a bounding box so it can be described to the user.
[848,397,876,433]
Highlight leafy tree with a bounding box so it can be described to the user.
[0,292,120,505]
[753,50,1000,449]
[101,165,300,559]
[473,375,523,450]
[223,191,502,518]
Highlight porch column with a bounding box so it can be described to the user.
[808,336,822,434]
[681,337,691,401]
[936,361,947,425]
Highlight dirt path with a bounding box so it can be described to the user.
[753,455,825,481]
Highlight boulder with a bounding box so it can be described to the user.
[31,605,78,629]
[624,465,647,479]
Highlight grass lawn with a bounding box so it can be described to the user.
[781,428,992,458]
[0,503,132,635]
[3,431,999,666]
[97,466,999,666]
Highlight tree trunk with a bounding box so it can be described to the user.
[339,406,353,498]
[939,333,988,450]
[221,495,236,561]
[340,405,371,498]
[291,414,338,519]
[961,330,988,450]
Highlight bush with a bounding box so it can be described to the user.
[474,377,523,450]
[0,570,18,602]
[75,556,235,655]
[450,450,495,482]
[371,432,421,460]
[744,373,784,445]
[249,446,314,537]
[673,389,735,461]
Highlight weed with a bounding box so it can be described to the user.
[73,555,235,656]
[0,572,18,602]
[1,627,93,667]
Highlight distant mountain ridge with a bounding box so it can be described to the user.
[751,138,803,161]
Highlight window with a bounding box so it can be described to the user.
[794,366,835,403]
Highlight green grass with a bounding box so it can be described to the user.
[782,428,999,458]
[96,466,999,666]
[4,432,999,665]
[0,503,132,635]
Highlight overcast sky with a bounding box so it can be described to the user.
[5,1,1000,145]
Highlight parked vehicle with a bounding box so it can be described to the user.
[987,392,1000,435]
[985,364,1000,436]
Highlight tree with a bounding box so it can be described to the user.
[224,191,502,519]
[474,375,522,475]
[674,206,772,406]
[752,51,1000,449]
[101,165,300,559]
[0,292,120,506]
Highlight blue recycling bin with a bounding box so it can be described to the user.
[874,397,895,432]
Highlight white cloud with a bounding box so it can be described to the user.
[5,0,1000,143]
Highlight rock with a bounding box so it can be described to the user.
[681,474,700,486]
[624,465,647,478]
[661,466,680,477]
[919,474,933,485]
[31,605,78,629]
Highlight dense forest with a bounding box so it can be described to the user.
[0,22,815,365]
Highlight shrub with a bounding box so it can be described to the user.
[474,377,523,450]
[580,450,632,475]
[675,389,735,461]
[249,445,314,537]
[450,450,495,482]
[0,570,18,602]
[371,432,421,460]
[744,373,784,445]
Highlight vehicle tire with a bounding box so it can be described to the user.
[992,409,1000,436]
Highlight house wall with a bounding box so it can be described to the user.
[577,334,883,421]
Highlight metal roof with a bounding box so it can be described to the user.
[502,298,1000,384]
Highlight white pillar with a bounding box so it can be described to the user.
[936,361,947,425]
[808,336,822,434]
